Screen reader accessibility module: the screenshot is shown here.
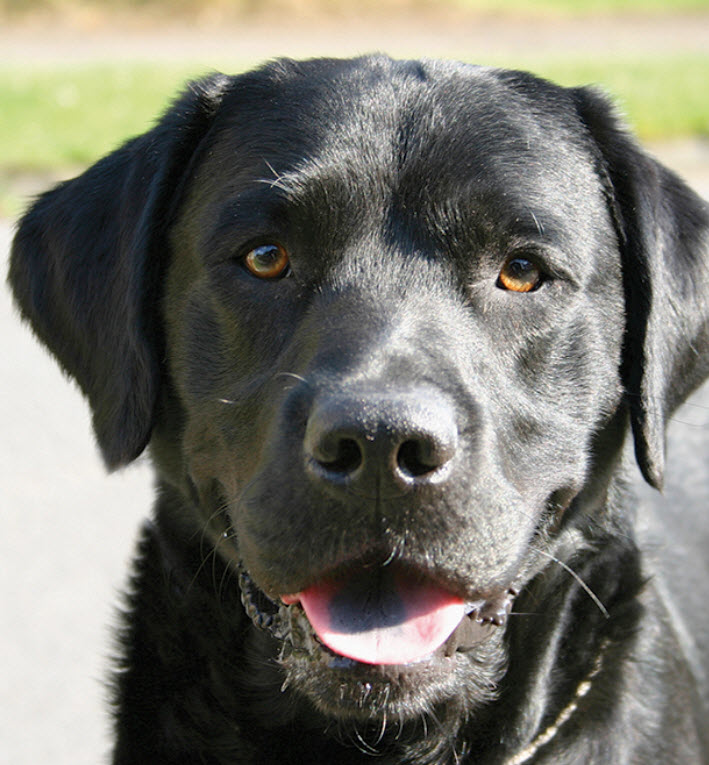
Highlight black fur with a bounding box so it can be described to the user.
[9,56,709,763]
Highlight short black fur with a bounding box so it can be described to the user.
[9,56,709,763]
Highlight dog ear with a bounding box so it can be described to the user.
[573,87,709,490]
[9,74,231,469]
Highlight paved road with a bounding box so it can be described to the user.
[1,220,153,764]
[2,11,708,63]
[2,57,709,765]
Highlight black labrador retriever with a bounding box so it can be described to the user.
[9,56,709,763]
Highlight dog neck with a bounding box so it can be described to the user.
[505,639,609,764]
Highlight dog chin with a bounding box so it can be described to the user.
[280,639,505,723]
[236,556,512,721]
[237,567,506,722]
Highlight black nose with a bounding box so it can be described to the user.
[304,389,458,492]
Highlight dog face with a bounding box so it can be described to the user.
[158,58,630,718]
[10,56,709,734]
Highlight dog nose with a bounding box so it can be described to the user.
[304,389,458,491]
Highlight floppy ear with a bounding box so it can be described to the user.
[9,74,231,469]
[573,87,709,490]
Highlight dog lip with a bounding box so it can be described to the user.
[239,560,516,666]
[290,572,466,665]
[446,589,517,654]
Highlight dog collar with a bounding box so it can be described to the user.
[506,639,609,764]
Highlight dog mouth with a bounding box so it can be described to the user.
[238,560,516,667]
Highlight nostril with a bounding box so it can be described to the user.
[304,389,460,489]
[396,439,438,478]
[315,437,362,476]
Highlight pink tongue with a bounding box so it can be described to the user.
[295,569,465,665]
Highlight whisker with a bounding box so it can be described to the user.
[373,705,388,746]
[185,502,234,594]
[352,725,380,755]
[420,711,428,739]
[186,545,217,595]
[425,705,444,737]
[624,390,709,411]
[393,711,404,741]
[665,417,708,430]
[264,159,279,179]
[381,544,400,567]
[256,160,293,192]
[274,371,309,385]
[530,546,609,619]
[530,211,544,236]
[622,391,709,428]
[218,552,237,601]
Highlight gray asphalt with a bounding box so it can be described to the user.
[2,125,708,765]
[2,220,152,764]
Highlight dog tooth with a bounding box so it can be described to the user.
[443,629,460,656]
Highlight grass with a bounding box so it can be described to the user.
[3,64,198,172]
[2,52,708,217]
[1,63,198,216]
[518,54,709,138]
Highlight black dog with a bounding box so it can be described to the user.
[9,56,709,763]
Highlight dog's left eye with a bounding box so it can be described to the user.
[243,243,290,279]
[497,256,543,293]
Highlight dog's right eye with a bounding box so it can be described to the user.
[243,243,290,279]
[497,256,543,293]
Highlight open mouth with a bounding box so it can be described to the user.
[238,560,516,667]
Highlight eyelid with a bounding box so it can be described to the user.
[505,243,577,284]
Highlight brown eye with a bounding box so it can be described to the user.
[497,257,542,293]
[244,243,290,279]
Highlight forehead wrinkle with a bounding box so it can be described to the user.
[266,153,394,226]
[237,75,604,266]
[209,184,288,233]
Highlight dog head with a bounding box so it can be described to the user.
[10,57,709,728]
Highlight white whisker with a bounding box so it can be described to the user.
[531,546,609,618]
[274,371,309,385]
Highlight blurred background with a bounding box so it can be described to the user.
[1,2,708,763]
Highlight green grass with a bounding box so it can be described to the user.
[1,63,201,216]
[2,53,708,217]
[3,64,199,172]
[509,54,709,139]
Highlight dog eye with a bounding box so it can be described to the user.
[497,257,543,293]
[243,243,290,279]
